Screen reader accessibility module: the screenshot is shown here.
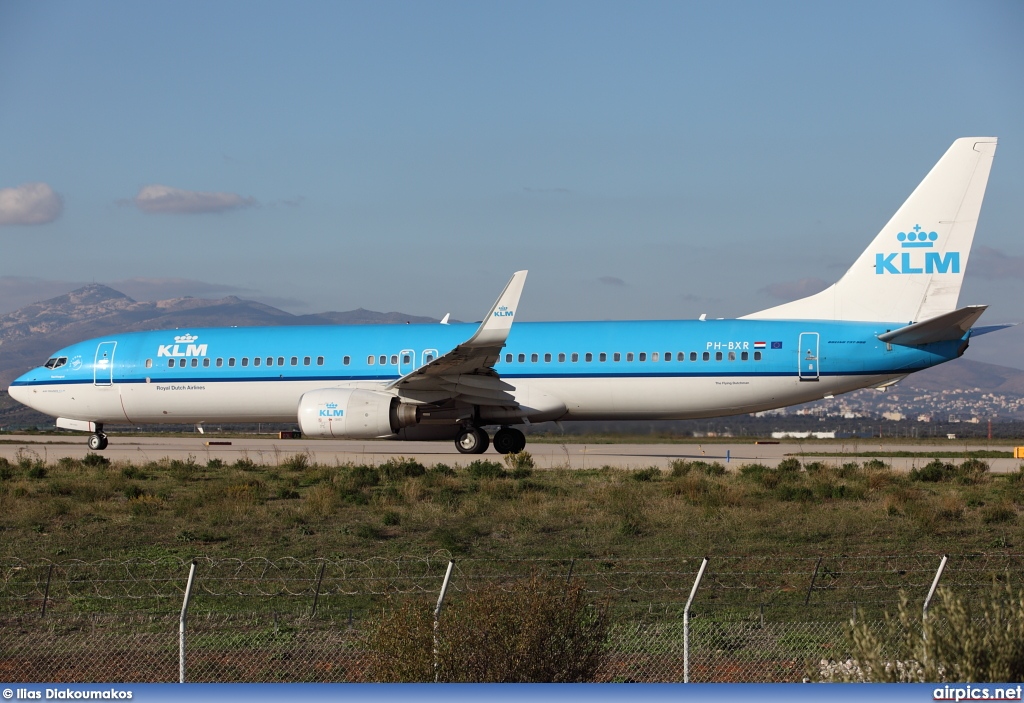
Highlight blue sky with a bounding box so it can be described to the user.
[1,1,1022,364]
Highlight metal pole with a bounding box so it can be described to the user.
[310,562,326,618]
[40,564,54,618]
[434,560,455,683]
[179,561,197,684]
[804,556,823,607]
[923,555,948,621]
[683,557,709,684]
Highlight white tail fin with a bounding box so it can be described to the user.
[744,137,997,323]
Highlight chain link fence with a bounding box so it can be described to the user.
[2,554,1021,682]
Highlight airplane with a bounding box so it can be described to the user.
[8,137,1005,454]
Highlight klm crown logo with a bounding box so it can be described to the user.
[325,402,338,409]
[174,333,198,344]
[319,401,344,418]
[875,224,959,276]
[494,305,514,318]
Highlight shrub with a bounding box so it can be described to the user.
[206,458,225,469]
[82,453,110,467]
[121,465,148,480]
[669,459,691,477]
[467,460,506,479]
[281,453,312,471]
[910,460,953,482]
[169,456,199,482]
[363,573,610,682]
[380,457,426,481]
[0,464,12,482]
[739,463,770,481]
[345,465,380,490]
[833,583,1024,682]
[777,458,801,473]
[631,467,661,482]
[503,451,534,478]
[983,501,1016,524]
[692,460,726,476]
[27,466,47,479]
[429,463,456,477]
[233,457,257,470]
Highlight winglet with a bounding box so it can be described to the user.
[465,270,528,347]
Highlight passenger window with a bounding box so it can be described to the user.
[678,352,685,361]
[613,352,621,362]
[741,351,748,361]
[228,358,236,367]
[518,353,525,363]
[558,353,566,362]
[145,359,153,368]
[531,353,538,362]
[242,358,249,367]
[702,352,710,361]
[203,358,211,367]
[571,352,579,362]
[691,352,698,361]
[652,352,659,362]
[217,358,224,367]
[728,351,736,361]
[638,352,646,362]
[343,356,350,365]
[254,357,261,367]
[585,352,592,362]
[179,359,187,368]
[599,352,606,362]
[544,353,552,362]
[379,355,387,365]
[167,359,175,368]
[367,356,374,365]
[626,353,634,362]
[317,356,324,366]
[304,356,311,366]
[291,357,298,366]
[278,357,285,366]
[189,358,197,367]
[754,351,762,361]
[505,354,512,363]
[266,357,273,366]
[390,355,398,365]
[716,351,723,361]
[665,352,671,362]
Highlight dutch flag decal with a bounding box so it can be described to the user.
[754,341,766,349]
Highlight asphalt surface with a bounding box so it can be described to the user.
[1,434,1021,472]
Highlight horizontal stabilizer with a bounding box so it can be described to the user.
[970,323,1018,338]
[878,305,987,346]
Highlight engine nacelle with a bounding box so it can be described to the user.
[297,388,419,439]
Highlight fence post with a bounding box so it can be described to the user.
[923,554,948,630]
[434,560,455,683]
[310,562,326,618]
[179,561,197,684]
[40,564,54,618]
[683,557,709,684]
[804,556,823,607]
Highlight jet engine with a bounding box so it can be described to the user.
[297,389,419,439]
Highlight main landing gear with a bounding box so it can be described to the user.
[454,425,526,455]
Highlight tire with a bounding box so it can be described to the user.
[510,428,527,453]
[455,427,489,454]
[493,428,518,454]
[88,434,104,451]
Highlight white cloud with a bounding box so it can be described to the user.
[132,184,256,214]
[0,183,63,226]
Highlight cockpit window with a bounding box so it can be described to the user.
[44,357,68,369]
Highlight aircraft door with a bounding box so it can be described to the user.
[94,341,116,386]
[399,349,415,376]
[798,332,819,382]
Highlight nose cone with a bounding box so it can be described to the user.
[8,371,38,408]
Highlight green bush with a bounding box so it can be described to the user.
[835,582,1024,682]
[777,458,802,473]
[467,460,506,479]
[364,573,610,682]
[380,457,426,481]
[669,459,691,477]
[503,451,535,478]
[631,467,661,482]
[82,453,110,467]
[910,459,952,482]
[233,457,257,469]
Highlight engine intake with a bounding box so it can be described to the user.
[297,389,419,439]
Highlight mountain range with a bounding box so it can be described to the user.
[2,285,1024,426]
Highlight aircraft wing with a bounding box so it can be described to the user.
[877,305,987,346]
[385,271,527,406]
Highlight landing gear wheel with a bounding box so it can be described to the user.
[455,427,490,454]
[494,427,527,454]
[88,433,108,451]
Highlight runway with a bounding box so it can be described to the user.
[1,434,1021,473]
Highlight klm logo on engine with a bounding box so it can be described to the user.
[875,225,960,275]
[493,305,514,318]
[157,333,208,358]
[319,402,344,418]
